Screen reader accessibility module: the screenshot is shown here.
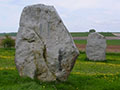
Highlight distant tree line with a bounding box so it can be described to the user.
[0,32,17,37]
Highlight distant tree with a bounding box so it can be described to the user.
[1,34,15,48]
[89,29,96,33]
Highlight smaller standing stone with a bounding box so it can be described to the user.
[86,32,107,61]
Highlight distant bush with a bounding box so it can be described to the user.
[1,35,15,48]
[89,29,96,33]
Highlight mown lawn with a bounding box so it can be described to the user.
[74,40,120,45]
[0,48,120,90]
[71,32,116,37]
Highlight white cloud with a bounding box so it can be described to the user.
[0,0,120,32]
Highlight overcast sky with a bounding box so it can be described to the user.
[0,0,120,33]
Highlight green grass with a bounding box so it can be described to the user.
[74,40,120,45]
[107,40,120,45]
[71,32,89,37]
[0,48,120,90]
[71,32,116,37]
[74,40,87,44]
[100,32,116,37]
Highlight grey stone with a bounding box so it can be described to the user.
[15,4,79,82]
[86,32,107,61]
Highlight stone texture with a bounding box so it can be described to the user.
[86,32,107,61]
[15,4,79,82]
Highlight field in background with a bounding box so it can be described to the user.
[71,32,116,37]
[74,40,120,45]
[71,32,120,53]
[0,49,120,90]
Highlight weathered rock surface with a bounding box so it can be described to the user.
[15,4,79,82]
[86,32,106,61]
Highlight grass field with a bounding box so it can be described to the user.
[0,48,120,90]
[71,32,116,37]
[74,40,120,45]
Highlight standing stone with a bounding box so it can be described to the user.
[86,32,106,61]
[15,4,79,82]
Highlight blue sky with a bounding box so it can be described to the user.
[0,0,120,33]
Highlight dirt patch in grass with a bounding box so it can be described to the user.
[76,44,120,53]
[107,45,120,52]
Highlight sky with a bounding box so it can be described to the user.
[0,0,120,33]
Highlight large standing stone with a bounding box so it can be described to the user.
[86,32,106,61]
[15,4,79,82]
